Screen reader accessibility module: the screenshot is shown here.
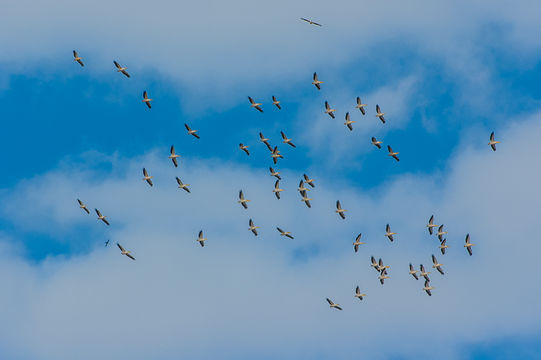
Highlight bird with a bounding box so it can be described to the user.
[423,279,434,296]
[273,180,284,199]
[142,168,153,187]
[77,199,90,214]
[259,132,272,151]
[353,233,365,252]
[344,112,355,131]
[324,101,336,119]
[427,215,438,235]
[375,104,385,123]
[104,239,110,247]
[280,131,296,148]
[116,243,135,260]
[113,60,130,78]
[248,219,259,236]
[142,91,152,109]
[95,209,110,226]
[175,177,191,193]
[239,143,250,155]
[335,200,346,219]
[238,190,250,209]
[387,146,400,162]
[298,180,311,194]
[439,239,449,255]
[409,264,419,280]
[326,298,342,310]
[303,174,315,187]
[197,230,207,247]
[269,167,281,180]
[271,146,283,164]
[169,145,180,167]
[312,72,323,90]
[378,258,390,271]
[385,224,396,242]
[248,96,263,112]
[356,97,367,115]
[378,269,390,285]
[488,131,500,151]
[370,256,380,271]
[276,227,294,239]
[464,233,475,256]
[371,137,382,149]
[437,225,447,241]
[301,18,322,27]
[354,286,366,301]
[72,50,84,67]
[272,96,281,109]
[184,123,200,139]
[431,255,444,275]
[420,264,431,281]
[300,191,312,208]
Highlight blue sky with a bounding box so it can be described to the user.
[1,1,541,359]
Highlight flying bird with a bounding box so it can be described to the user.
[300,191,312,208]
[169,145,180,167]
[239,143,250,155]
[353,233,365,253]
[324,101,336,119]
[276,227,294,239]
[427,215,438,235]
[439,239,449,255]
[269,167,281,180]
[354,286,366,301]
[326,298,342,310]
[142,91,152,109]
[77,199,90,214]
[488,131,500,151]
[437,225,447,241]
[113,60,130,78]
[271,146,283,164]
[117,243,135,260]
[371,137,382,149]
[431,255,444,275]
[142,168,153,187]
[197,230,207,247]
[72,50,84,67]
[238,190,250,209]
[303,174,315,187]
[409,264,419,280]
[312,72,323,90]
[301,18,322,27]
[423,279,434,296]
[273,180,284,199]
[104,239,110,247]
[335,200,346,219]
[298,180,311,194]
[375,104,385,123]
[464,233,475,256]
[356,97,367,115]
[272,96,281,109]
[370,256,379,271]
[248,219,259,236]
[248,96,263,112]
[176,177,191,193]
[378,269,390,285]
[184,123,200,139]
[259,132,272,151]
[344,112,355,131]
[385,224,396,242]
[280,131,296,148]
[420,264,431,281]
[387,145,400,162]
[95,209,110,226]
[378,258,390,272]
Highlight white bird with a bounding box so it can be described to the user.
[353,233,365,252]
[437,225,447,241]
[298,180,311,193]
[169,145,180,167]
[117,243,135,260]
[239,143,250,155]
[344,112,355,131]
[269,167,281,180]
[73,50,84,67]
[378,269,390,285]
[175,177,190,193]
[427,215,438,235]
[336,200,346,219]
[371,137,382,149]
[387,146,399,162]
[423,279,434,296]
[326,298,342,310]
[409,263,419,280]
[271,146,283,164]
[300,191,312,208]
[184,123,200,139]
[142,91,152,109]
[420,264,431,281]
[95,208,110,226]
[281,131,296,148]
[248,219,259,236]
[385,224,396,242]
[197,230,207,247]
[272,95,281,109]
[370,256,379,271]
[431,254,444,275]
[301,18,322,27]
[377,258,390,272]
[276,227,294,239]
[464,233,475,256]
[113,60,130,78]
[354,286,366,301]
[324,101,336,119]
[238,190,250,209]
[259,132,272,151]
[375,104,385,123]
[248,96,263,112]
[356,97,367,115]
[488,131,500,151]
[303,174,315,187]
[142,168,153,187]
[273,180,284,199]
[439,239,449,255]
[77,199,90,214]
[312,72,323,90]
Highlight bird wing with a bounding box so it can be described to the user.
[185,123,191,132]
[255,105,263,113]
[274,180,280,189]
[465,233,470,244]
[126,253,136,260]
[325,101,329,110]
[376,104,381,113]
[176,177,182,186]
[121,70,130,78]
[490,132,495,142]
[326,298,333,305]
[172,157,178,167]
[336,200,341,210]
[356,233,362,242]
[198,230,203,238]
[432,254,437,264]
[467,246,473,256]
[95,209,102,217]
[281,131,286,140]
[239,190,244,200]
[437,267,444,275]
[413,273,419,280]
[143,91,148,99]
[248,96,254,104]
[429,215,434,225]
[113,60,121,69]
[356,286,360,294]
[143,168,148,177]
[277,227,284,234]
[360,107,365,115]
[313,72,318,81]
[73,50,78,58]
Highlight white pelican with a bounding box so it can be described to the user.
[324,101,336,119]
[378,269,390,285]
[370,256,379,271]
[248,219,259,236]
[356,97,367,115]
[326,298,342,310]
[272,96,281,109]
[113,60,130,78]
[248,96,263,112]
[175,177,190,193]
[375,104,385,123]
[169,145,180,167]
[354,286,366,301]
[353,233,365,252]
[142,91,152,109]
[280,131,296,148]
[73,50,84,67]
[303,174,315,187]
[312,72,323,90]
[271,146,283,164]
[142,168,153,187]
[427,215,438,235]
[464,233,475,256]
[344,112,355,131]
[77,199,90,214]
[197,230,207,247]
[298,180,311,193]
[385,224,396,242]
[439,239,449,255]
[259,132,272,151]
[387,146,399,162]
[301,18,322,27]
[276,227,294,239]
[409,263,419,280]
[238,190,250,209]
[184,123,200,139]
[488,131,500,151]
[371,137,382,149]
[431,254,444,275]
[116,243,135,260]
[95,208,110,226]
[378,258,390,271]
[239,143,250,156]
[336,200,346,219]
[273,180,283,199]
[420,264,430,281]
[423,279,434,296]
[269,167,281,180]
[300,191,312,208]
[437,225,447,241]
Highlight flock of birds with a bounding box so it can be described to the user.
[71,17,501,311]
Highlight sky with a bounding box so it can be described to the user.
[1,0,541,359]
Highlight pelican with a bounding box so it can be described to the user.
[371,137,382,149]
[427,215,438,235]
[197,230,207,247]
[335,200,346,219]
[248,96,263,112]
[370,256,379,271]
[326,298,342,310]
[437,225,447,241]
[272,96,281,109]
[344,112,355,131]
[300,191,312,208]
[378,258,390,271]
[73,50,84,67]
[113,60,130,78]
[324,101,336,119]
[488,131,500,151]
[142,91,152,109]
[142,168,153,187]
[301,18,322,27]
[271,146,283,164]
[239,143,250,155]
[184,123,200,139]
[248,219,259,236]
[409,263,419,280]
[378,269,390,285]
[303,174,315,187]
[356,97,367,115]
[169,145,180,167]
[353,233,365,252]
[354,286,366,301]
[176,177,190,193]
[273,180,283,199]
[95,209,110,225]
[238,190,250,209]
[464,233,475,256]
[298,180,311,193]
[385,224,396,242]
[276,227,294,239]
[269,167,281,180]
[312,72,323,90]
[280,131,296,148]
[423,279,434,296]
[387,146,399,162]
[375,104,385,123]
[259,132,272,151]
[431,254,444,275]
[439,239,449,255]
[420,264,431,281]
[77,199,90,214]
[116,243,135,260]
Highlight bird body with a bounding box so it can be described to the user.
[113,60,130,77]
[371,137,382,149]
[324,101,336,118]
[326,298,342,310]
[280,131,296,147]
[356,97,367,115]
[277,227,294,239]
[238,190,250,208]
[335,200,346,219]
[269,167,281,180]
[95,208,110,225]
[240,143,250,155]
[353,233,365,252]
[272,96,281,109]
[301,18,322,27]
[354,286,366,300]
[488,131,500,151]
[73,50,84,66]
[385,224,396,242]
[344,112,355,131]
[427,215,438,235]
[117,243,135,260]
[409,263,419,280]
[423,280,434,296]
[312,72,323,90]
[248,219,259,236]
[142,91,152,108]
[464,233,475,256]
[184,123,200,139]
[273,180,284,199]
[387,146,400,161]
[248,96,263,112]
[142,168,153,187]
[376,104,385,123]
[176,177,191,193]
[77,199,90,214]
[197,230,207,247]
[431,254,445,275]
[303,174,315,187]
[169,145,180,167]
